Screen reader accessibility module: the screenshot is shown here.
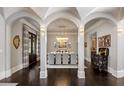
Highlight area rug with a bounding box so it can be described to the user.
[0,83,18,86]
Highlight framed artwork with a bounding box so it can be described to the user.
[98,34,111,47]
[104,35,111,47]
[58,41,67,48]
[13,35,20,49]
[98,37,103,47]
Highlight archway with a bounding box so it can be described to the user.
[47,18,78,67]
[5,11,41,77]
[45,13,80,27]
[84,17,117,76]
[40,12,85,78]
[83,12,117,25]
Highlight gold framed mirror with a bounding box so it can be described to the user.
[13,35,20,49]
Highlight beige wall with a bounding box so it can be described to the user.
[47,33,78,53]
[10,20,39,72]
[11,21,23,68]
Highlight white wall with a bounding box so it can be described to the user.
[117,20,124,71]
[84,33,92,62]
[47,33,78,53]
[97,23,117,70]
[9,19,39,77]
[11,21,23,68]
[0,15,5,79]
[85,20,117,71]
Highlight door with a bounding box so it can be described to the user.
[29,32,37,66]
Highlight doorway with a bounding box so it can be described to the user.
[28,32,37,66]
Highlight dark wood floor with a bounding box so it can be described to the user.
[1,61,124,86]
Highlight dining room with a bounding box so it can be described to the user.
[47,18,78,69]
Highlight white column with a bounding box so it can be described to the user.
[5,25,12,77]
[78,26,85,78]
[40,26,47,78]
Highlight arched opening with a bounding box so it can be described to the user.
[5,12,41,78]
[47,18,78,54]
[46,18,79,83]
[84,17,117,76]
[45,12,80,27]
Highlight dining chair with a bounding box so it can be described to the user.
[56,54,62,64]
[70,54,77,64]
[62,54,69,64]
[48,54,55,64]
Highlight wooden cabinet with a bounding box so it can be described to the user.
[91,48,109,72]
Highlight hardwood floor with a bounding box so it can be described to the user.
[0,61,124,86]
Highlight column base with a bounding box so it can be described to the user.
[40,70,47,79]
[78,70,85,79]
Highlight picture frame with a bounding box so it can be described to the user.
[13,35,20,49]
[104,35,111,47]
[98,34,111,47]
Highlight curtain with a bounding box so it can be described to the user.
[22,25,29,68]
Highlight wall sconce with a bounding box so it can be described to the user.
[40,25,46,31]
[79,26,84,32]
[40,25,46,36]
[118,28,123,33]
[79,26,84,36]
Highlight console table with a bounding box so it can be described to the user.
[91,48,109,72]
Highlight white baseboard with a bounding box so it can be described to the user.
[108,67,124,78]
[0,71,5,80]
[116,70,124,78]
[5,64,23,78]
[5,69,11,78]
[11,64,23,74]
[47,64,78,69]
[108,67,117,77]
